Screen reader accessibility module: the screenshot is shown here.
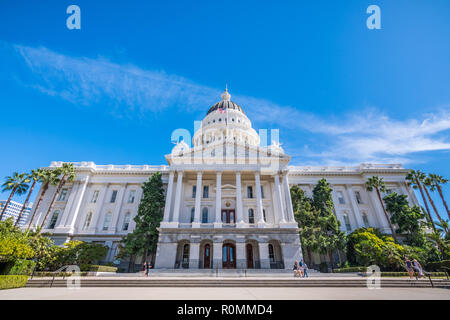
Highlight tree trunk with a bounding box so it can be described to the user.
[26,183,48,231]
[15,180,36,227]
[307,247,312,266]
[40,177,66,228]
[436,184,450,220]
[142,247,148,264]
[423,185,448,234]
[0,187,17,220]
[127,255,134,273]
[376,188,397,241]
[416,179,436,232]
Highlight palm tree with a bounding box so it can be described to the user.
[26,169,60,231]
[14,169,43,226]
[423,176,448,234]
[40,163,76,229]
[406,170,436,232]
[427,173,450,220]
[0,172,30,221]
[366,176,397,241]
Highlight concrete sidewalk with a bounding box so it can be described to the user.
[1,287,449,300]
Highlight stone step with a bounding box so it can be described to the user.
[26,278,450,288]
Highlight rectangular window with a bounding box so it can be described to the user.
[91,190,99,203]
[247,186,253,199]
[128,190,136,203]
[103,213,112,231]
[261,186,264,199]
[57,189,68,201]
[203,186,209,198]
[362,212,369,227]
[337,191,345,204]
[355,191,363,204]
[110,190,118,203]
[343,214,351,232]
[192,185,197,198]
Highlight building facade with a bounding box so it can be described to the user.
[26,89,418,269]
[0,200,32,226]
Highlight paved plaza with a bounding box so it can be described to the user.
[1,287,449,300]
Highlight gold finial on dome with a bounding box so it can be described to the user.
[221,84,231,101]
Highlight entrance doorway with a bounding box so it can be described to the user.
[221,210,235,224]
[222,243,236,268]
[203,244,211,269]
[246,243,254,268]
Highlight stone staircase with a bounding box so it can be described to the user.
[26,277,450,288]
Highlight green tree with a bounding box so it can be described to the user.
[0,219,34,263]
[15,169,43,227]
[406,170,435,231]
[291,185,320,264]
[422,176,447,234]
[384,192,426,247]
[1,172,30,221]
[426,173,449,220]
[41,163,76,229]
[312,179,347,270]
[27,169,60,231]
[118,172,165,268]
[365,176,397,241]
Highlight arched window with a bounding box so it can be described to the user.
[48,210,60,229]
[122,212,131,231]
[190,208,195,223]
[103,212,112,231]
[83,212,92,230]
[268,244,275,263]
[248,208,255,224]
[202,207,208,223]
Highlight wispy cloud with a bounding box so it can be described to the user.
[11,43,450,165]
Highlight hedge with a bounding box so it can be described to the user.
[380,272,446,277]
[333,267,366,273]
[0,260,36,276]
[0,275,28,290]
[33,272,89,277]
[425,260,450,272]
[79,264,118,272]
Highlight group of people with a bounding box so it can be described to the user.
[293,260,309,278]
[405,258,425,279]
[142,261,152,276]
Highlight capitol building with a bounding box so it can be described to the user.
[27,89,418,270]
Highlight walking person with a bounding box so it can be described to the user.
[298,260,304,278]
[404,258,415,279]
[293,261,300,277]
[142,261,147,275]
[303,262,309,278]
[412,259,424,279]
[145,261,151,277]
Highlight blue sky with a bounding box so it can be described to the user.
[0,0,449,220]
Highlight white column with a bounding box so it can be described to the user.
[255,172,265,226]
[110,183,127,232]
[162,171,175,223]
[214,171,222,228]
[89,183,109,232]
[236,171,244,227]
[258,242,271,269]
[189,243,200,269]
[282,173,296,222]
[67,176,90,232]
[274,174,286,224]
[172,171,184,225]
[345,185,365,228]
[368,190,390,232]
[192,171,202,228]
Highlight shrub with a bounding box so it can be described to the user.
[8,259,36,275]
[333,267,366,273]
[425,260,450,271]
[0,275,28,290]
[79,264,117,272]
